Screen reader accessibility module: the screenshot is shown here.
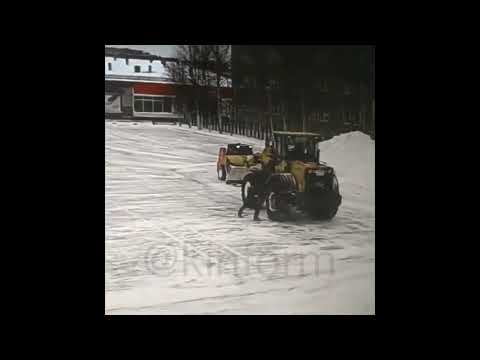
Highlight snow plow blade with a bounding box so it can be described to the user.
[226,165,250,184]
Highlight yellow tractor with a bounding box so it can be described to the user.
[217,143,259,184]
[241,131,341,221]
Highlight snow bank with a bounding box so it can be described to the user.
[319,131,375,194]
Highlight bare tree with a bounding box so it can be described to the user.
[167,45,231,132]
[166,45,211,129]
[208,45,231,134]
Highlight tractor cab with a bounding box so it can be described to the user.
[273,131,323,164]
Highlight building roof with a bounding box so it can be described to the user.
[105,47,178,63]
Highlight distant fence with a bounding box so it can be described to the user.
[177,110,374,142]
[178,110,273,144]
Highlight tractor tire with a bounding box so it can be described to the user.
[325,206,339,219]
[310,205,339,220]
[325,174,341,219]
[217,165,226,181]
[265,190,292,222]
[332,174,340,194]
[241,173,256,207]
[309,175,341,220]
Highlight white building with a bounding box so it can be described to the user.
[105,47,232,122]
[105,53,171,80]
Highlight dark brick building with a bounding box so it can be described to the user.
[231,45,375,139]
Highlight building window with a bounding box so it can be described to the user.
[108,63,112,71]
[311,111,329,123]
[145,98,154,112]
[316,79,328,92]
[267,79,280,90]
[272,104,281,114]
[344,83,352,95]
[134,96,175,113]
[343,111,357,125]
[164,97,172,113]
[153,99,162,112]
[134,65,141,73]
[240,76,256,88]
[148,65,152,73]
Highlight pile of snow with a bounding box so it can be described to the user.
[319,131,375,194]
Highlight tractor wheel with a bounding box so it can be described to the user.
[217,165,226,181]
[265,190,291,222]
[309,175,341,220]
[241,173,256,207]
[332,174,340,194]
[310,203,339,220]
[310,204,339,220]
[325,175,340,219]
[325,206,339,219]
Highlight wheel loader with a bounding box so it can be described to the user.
[241,131,341,221]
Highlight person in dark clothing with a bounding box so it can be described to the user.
[238,146,277,221]
[237,169,271,221]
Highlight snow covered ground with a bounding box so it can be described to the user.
[105,122,375,314]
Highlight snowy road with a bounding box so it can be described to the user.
[105,122,375,314]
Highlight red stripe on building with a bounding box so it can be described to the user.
[133,83,177,96]
[133,82,233,99]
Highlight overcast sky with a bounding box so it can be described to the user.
[106,45,177,57]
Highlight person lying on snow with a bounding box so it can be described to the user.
[237,144,278,221]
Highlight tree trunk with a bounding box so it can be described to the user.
[282,101,288,131]
[180,102,185,127]
[195,98,201,129]
[183,102,190,128]
[216,73,222,134]
[267,90,274,146]
[230,106,234,136]
[301,88,307,132]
